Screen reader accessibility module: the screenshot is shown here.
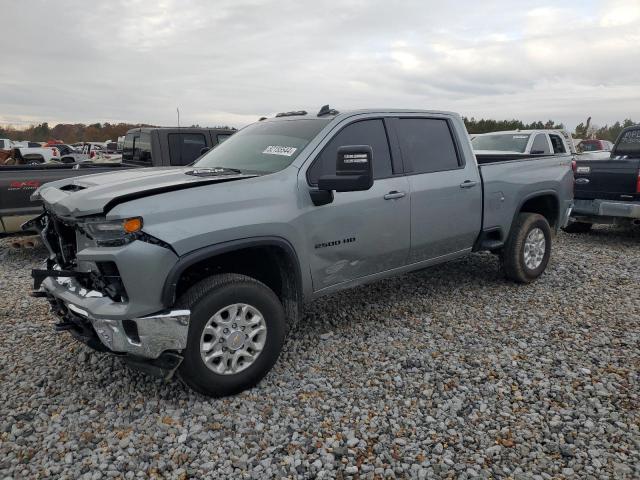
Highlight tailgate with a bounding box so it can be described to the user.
[574,157,640,201]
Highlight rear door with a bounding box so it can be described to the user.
[394,117,482,263]
[303,118,411,290]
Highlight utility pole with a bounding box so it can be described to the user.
[177,107,180,127]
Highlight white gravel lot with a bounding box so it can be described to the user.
[0,227,639,479]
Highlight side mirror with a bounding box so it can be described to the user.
[200,147,210,155]
[317,145,374,192]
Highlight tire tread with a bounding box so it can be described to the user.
[502,213,551,283]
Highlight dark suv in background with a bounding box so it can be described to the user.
[122,127,235,167]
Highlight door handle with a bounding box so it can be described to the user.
[460,180,478,188]
[384,191,406,200]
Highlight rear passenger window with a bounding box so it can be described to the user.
[132,132,152,165]
[168,133,207,166]
[549,134,566,154]
[396,118,460,174]
[217,134,231,144]
[307,119,393,184]
[531,134,551,154]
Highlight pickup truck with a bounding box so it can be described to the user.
[0,127,234,233]
[27,108,573,397]
[8,145,61,164]
[565,125,640,232]
[472,129,575,161]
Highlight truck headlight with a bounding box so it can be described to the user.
[82,217,143,245]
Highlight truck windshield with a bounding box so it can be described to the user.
[194,119,330,173]
[472,134,530,153]
[616,128,640,157]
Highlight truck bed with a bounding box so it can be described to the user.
[478,154,574,238]
[475,153,555,165]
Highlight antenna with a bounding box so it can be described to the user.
[177,107,180,127]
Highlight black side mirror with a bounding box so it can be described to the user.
[310,145,374,206]
[318,145,374,192]
[200,147,210,155]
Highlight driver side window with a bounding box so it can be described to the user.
[307,119,392,185]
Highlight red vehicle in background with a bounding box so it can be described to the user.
[577,139,614,153]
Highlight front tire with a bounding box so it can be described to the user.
[502,213,552,283]
[177,274,285,397]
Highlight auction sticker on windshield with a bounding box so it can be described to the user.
[263,146,297,156]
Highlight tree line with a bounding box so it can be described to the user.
[0,118,635,144]
[464,117,637,142]
[0,122,236,144]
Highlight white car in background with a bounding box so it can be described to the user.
[472,129,576,156]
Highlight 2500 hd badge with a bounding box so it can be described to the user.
[314,237,356,249]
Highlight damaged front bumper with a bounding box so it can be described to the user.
[67,303,190,359]
[40,288,190,359]
[39,290,190,379]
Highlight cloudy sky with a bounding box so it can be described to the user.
[2,0,639,130]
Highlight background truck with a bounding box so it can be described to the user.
[8,145,61,164]
[472,129,575,163]
[29,107,573,397]
[0,127,234,233]
[122,127,234,166]
[565,125,640,232]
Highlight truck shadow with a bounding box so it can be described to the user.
[573,224,640,243]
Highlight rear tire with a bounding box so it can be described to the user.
[502,213,552,283]
[562,221,592,234]
[176,273,285,397]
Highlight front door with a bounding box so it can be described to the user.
[302,118,411,291]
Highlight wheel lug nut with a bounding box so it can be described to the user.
[219,338,224,343]
[224,328,229,333]
[232,323,237,328]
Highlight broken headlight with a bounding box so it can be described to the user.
[81,217,143,246]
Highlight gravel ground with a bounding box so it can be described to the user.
[0,226,639,479]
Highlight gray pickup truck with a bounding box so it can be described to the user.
[28,107,573,397]
[0,127,234,234]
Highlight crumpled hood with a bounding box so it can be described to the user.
[35,167,257,217]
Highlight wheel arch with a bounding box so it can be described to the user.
[514,190,560,231]
[162,236,303,327]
